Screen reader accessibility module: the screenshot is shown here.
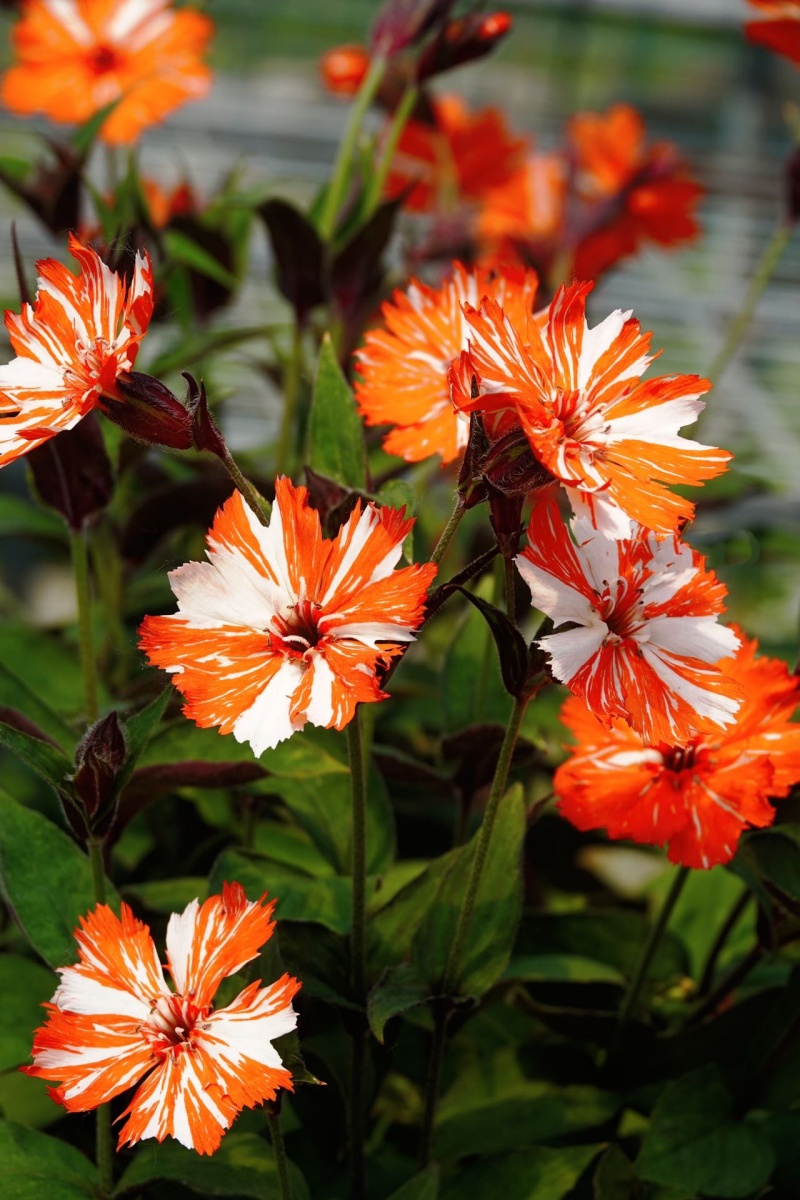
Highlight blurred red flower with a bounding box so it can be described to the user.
[746,1,800,64]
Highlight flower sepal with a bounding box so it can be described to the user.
[108,371,193,450]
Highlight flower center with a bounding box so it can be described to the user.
[662,743,699,773]
[142,994,209,1059]
[270,599,323,657]
[597,577,645,641]
[63,338,115,404]
[89,44,121,75]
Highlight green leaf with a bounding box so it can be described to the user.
[637,1065,775,1198]
[735,826,800,905]
[0,792,118,968]
[140,719,264,767]
[163,228,239,289]
[441,1144,601,1200]
[115,1131,308,1198]
[209,849,353,934]
[145,324,270,376]
[0,661,76,754]
[514,911,689,983]
[368,964,432,1043]
[0,1070,61,1130]
[0,623,103,720]
[386,1167,440,1200]
[0,955,54,1072]
[502,953,624,985]
[122,877,208,913]
[441,581,511,732]
[376,479,415,562]
[71,99,120,156]
[0,723,71,794]
[0,1119,97,1199]
[265,755,394,876]
[414,784,525,995]
[307,334,367,489]
[370,853,456,973]
[435,1048,618,1161]
[0,494,65,542]
[593,1146,639,1200]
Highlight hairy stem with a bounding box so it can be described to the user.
[220,446,271,526]
[607,867,689,1064]
[275,323,303,477]
[418,1006,449,1167]
[430,499,465,567]
[87,838,113,1196]
[319,55,387,241]
[442,694,528,995]
[347,711,368,1200]
[70,528,99,724]
[267,1109,293,1200]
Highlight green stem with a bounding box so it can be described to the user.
[87,838,113,1196]
[698,889,753,997]
[348,711,367,999]
[221,446,271,526]
[365,83,419,214]
[70,529,98,724]
[347,712,368,1200]
[607,867,689,1062]
[267,1109,293,1200]
[276,323,303,477]
[442,695,528,996]
[708,222,793,384]
[319,54,387,241]
[430,499,465,567]
[418,1006,449,1167]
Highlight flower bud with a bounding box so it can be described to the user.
[370,0,457,57]
[319,44,371,95]
[106,371,193,450]
[416,10,512,81]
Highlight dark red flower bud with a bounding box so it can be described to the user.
[27,412,113,531]
[416,10,512,81]
[371,0,457,57]
[481,428,552,498]
[320,44,371,95]
[106,371,193,450]
[72,712,126,824]
[183,373,227,459]
[457,411,489,511]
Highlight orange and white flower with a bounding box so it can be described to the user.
[140,478,437,754]
[745,2,800,65]
[516,496,741,745]
[554,632,800,868]
[1,0,213,145]
[23,883,299,1155]
[0,234,154,468]
[451,279,730,537]
[355,262,540,464]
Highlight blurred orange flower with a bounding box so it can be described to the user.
[568,104,703,279]
[356,261,540,464]
[385,94,528,214]
[1,0,214,145]
[554,632,800,869]
[746,1,800,64]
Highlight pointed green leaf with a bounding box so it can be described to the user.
[386,1166,440,1200]
[115,1131,308,1198]
[367,964,432,1043]
[0,660,75,754]
[307,334,367,489]
[0,792,118,967]
[441,1144,601,1200]
[0,1119,97,1198]
[208,848,353,934]
[0,955,54,1072]
[414,784,526,995]
[0,722,71,793]
[116,688,171,792]
[637,1065,775,1198]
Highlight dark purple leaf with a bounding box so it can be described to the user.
[183,373,227,459]
[26,412,113,531]
[260,198,326,325]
